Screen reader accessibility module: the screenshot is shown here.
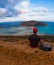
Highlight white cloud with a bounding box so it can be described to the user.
[0,14,54,22]
[0,6,50,22]
[20,1,30,7]
[35,7,48,12]
[15,0,30,14]
[31,7,48,16]
[4,0,30,17]
[0,8,8,17]
[17,6,48,20]
[15,5,49,17]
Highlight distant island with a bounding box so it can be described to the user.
[0,20,47,28]
[21,20,47,26]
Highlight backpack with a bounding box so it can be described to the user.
[39,43,52,51]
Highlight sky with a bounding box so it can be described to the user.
[0,0,54,22]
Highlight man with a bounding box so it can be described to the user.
[29,27,41,48]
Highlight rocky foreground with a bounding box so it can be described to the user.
[0,35,54,65]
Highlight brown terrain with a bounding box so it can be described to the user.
[0,35,54,65]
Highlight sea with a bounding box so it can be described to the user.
[0,21,54,35]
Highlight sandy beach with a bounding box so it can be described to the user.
[0,35,54,65]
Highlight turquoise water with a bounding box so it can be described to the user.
[0,21,54,35]
[36,22,54,35]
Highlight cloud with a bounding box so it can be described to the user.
[0,0,53,21]
[35,7,48,12]
[15,6,49,21]
[15,0,30,14]
[0,0,30,17]
[0,15,54,22]
[0,0,19,17]
[35,7,48,16]
[7,0,30,15]
[29,7,48,16]
[0,8,8,17]
[0,6,49,22]
[0,0,8,8]
[16,6,48,21]
[0,0,31,18]
[0,0,48,18]
[20,1,30,7]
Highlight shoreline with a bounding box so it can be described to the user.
[0,33,54,36]
[0,34,54,42]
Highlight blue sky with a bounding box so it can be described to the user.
[0,0,54,22]
[30,0,54,10]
